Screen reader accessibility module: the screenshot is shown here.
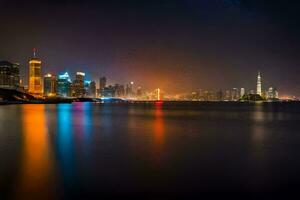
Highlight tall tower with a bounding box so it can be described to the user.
[99,76,106,90]
[256,71,262,96]
[29,48,43,94]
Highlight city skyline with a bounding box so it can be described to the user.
[2,2,300,199]
[0,49,284,98]
[1,1,300,96]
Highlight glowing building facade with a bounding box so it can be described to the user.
[73,72,85,97]
[29,50,43,94]
[0,61,20,89]
[43,73,57,96]
[257,71,262,96]
[240,88,245,98]
[57,72,71,97]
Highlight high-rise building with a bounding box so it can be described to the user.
[99,76,107,97]
[231,88,239,101]
[240,88,245,98]
[257,71,262,96]
[126,82,134,97]
[114,84,125,97]
[73,72,85,97]
[88,81,96,98]
[43,73,57,96]
[29,49,43,95]
[267,87,279,99]
[57,72,71,97]
[0,61,20,89]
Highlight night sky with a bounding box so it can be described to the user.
[1,0,300,95]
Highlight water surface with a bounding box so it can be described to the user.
[1,102,300,199]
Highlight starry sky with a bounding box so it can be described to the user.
[1,0,300,95]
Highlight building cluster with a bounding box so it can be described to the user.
[0,50,145,99]
[0,50,281,101]
[183,72,279,101]
[98,79,142,99]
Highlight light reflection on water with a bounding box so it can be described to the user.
[14,104,55,199]
[152,103,165,165]
[56,103,76,195]
[1,102,300,198]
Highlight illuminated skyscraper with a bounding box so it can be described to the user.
[267,87,279,100]
[0,61,20,89]
[57,72,71,97]
[257,71,262,96]
[29,49,43,95]
[73,72,85,97]
[240,88,245,98]
[126,81,134,97]
[231,88,239,101]
[43,73,57,96]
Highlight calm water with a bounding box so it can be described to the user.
[1,102,300,199]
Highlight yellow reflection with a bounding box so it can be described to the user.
[15,104,54,199]
[252,104,266,151]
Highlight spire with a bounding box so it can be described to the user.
[33,48,37,58]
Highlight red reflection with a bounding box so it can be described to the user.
[155,101,163,106]
[153,103,164,164]
[14,105,54,199]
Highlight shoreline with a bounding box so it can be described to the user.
[0,100,299,106]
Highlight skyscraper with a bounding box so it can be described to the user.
[99,76,107,97]
[267,87,279,100]
[73,72,85,97]
[257,71,262,96]
[29,49,43,95]
[99,77,106,89]
[57,72,71,97]
[240,88,245,98]
[43,73,57,96]
[88,81,96,98]
[0,61,20,89]
[231,88,239,101]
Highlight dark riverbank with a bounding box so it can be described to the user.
[0,98,74,105]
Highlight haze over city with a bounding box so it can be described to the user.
[1,0,300,95]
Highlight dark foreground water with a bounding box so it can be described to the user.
[1,102,300,199]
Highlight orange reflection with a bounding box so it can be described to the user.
[152,103,165,164]
[15,104,54,199]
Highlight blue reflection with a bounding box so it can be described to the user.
[57,104,75,190]
[82,102,92,137]
[100,104,113,135]
[58,104,73,150]
[81,102,92,148]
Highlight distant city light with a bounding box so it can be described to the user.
[84,80,91,84]
[59,72,72,82]
[76,72,85,76]
[44,73,52,78]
